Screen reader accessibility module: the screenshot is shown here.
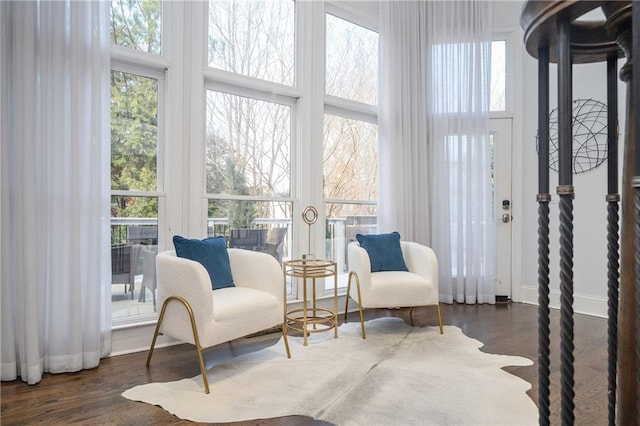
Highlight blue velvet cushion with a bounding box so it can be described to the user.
[356,232,409,272]
[173,235,235,290]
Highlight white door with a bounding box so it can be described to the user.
[491,118,513,298]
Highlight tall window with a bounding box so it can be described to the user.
[204,90,294,266]
[324,13,378,285]
[325,13,377,105]
[108,1,381,327]
[490,40,506,112]
[110,0,165,324]
[111,0,162,53]
[206,0,295,279]
[208,0,294,86]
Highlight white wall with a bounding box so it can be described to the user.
[508,1,628,318]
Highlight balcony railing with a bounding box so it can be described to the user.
[110,216,377,319]
[110,216,377,276]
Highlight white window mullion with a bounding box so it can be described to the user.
[324,95,377,123]
[185,0,208,238]
[322,8,379,287]
[295,1,326,260]
[161,0,207,240]
[111,45,169,71]
[162,0,184,244]
[204,68,301,100]
[110,0,166,325]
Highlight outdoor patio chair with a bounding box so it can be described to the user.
[111,243,141,298]
[137,245,158,310]
[264,226,288,262]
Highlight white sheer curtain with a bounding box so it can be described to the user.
[377,0,430,243]
[378,0,495,304]
[1,0,112,384]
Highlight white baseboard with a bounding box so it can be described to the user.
[110,323,180,357]
[521,285,608,318]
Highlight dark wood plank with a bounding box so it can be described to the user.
[0,303,608,425]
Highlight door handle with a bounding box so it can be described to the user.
[501,213,512,223]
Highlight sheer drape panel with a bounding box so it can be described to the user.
[377,1,430,243]
[427,1,494,304]
[378,1,494,305]
[1,1,111,384]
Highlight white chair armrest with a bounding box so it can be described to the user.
[401,241,439,290]
[347,242,372,294]
[228,249,284,305]
[155,250,214,342]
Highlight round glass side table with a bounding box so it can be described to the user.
[283,258,338,346]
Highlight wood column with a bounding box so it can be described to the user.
[602,3,637,423]
[521,1,637,423]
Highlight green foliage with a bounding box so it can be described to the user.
[110,1,162,220]
[111,195,157,219]
[111,70,158,218]
[111,0,162,217]
[110,0,161,54]
[224,158,256,228]
[205,125,229,195]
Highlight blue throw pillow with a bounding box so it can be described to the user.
[356,232,409,272]
[173,235,235,290]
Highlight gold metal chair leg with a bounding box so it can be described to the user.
[145,310,163,368]
[436,304,444,334]
[344,271,366,338]
[350,272,366,339]
[146,296,211,394]
[357,303,366,339]
[194,343,209,394]
[344,271,353,322]
[281,323,291,358]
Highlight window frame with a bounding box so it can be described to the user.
[203,0,301,298]
[490,31,517,118]
[110,3,169,326]
[206,0,296,87]
[109,0,381,325]
[322,9,379,205]
[202,77,299,204]
[110,61,167,197]
[322,9,379,290]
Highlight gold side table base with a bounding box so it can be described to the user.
[283,259,339,346]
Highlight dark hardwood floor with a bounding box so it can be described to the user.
[1,302,608,425]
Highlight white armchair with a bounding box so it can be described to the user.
[146,248,291,393]
[345,241,443,338]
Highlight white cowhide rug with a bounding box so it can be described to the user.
[122,318,537,425]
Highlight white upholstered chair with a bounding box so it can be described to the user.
[146,249,291,394]
[345,240,443,338]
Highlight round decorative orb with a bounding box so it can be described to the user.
[538,98,610,174]
[302,206,318,225]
